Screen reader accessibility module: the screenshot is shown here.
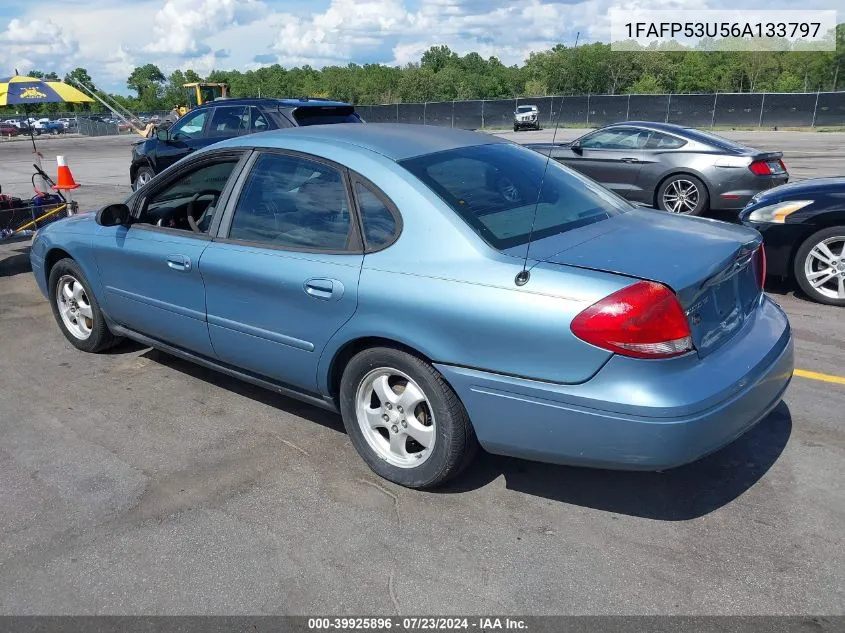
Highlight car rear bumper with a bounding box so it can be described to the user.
[711,175,789,211]
[435,295,793,470]
[514,120,539,128]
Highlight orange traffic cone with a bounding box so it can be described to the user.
[53,155,80,191]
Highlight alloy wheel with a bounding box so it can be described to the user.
[662,179,699,214]
[355,367,436,468]
[56,275,94,340]
[804,235,845,300]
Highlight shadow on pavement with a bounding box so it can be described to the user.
[446,402,792,521]
[0,245,32,277]
[138,347,346,435]
[125,339,791,521]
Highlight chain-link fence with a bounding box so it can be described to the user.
[361,92,845,129]
[0,111,170,138]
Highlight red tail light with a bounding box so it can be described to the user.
[571,281,694,359]
[754,244,766,289]
[749,160,772,176]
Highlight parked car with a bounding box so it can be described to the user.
[129,97,363,190]
[513,105,540,131]
[31,124,793,488]
[32,119,65,135]
[740,177,845,306]
[525,122,788,216]
[0,123,20,137]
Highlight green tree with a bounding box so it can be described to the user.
[127,64,166,110]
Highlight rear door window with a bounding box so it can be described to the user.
[208,106,248,138]
[227,152,356,251]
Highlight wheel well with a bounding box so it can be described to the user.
[327,337,433,400]
[653,171,710,209]
[44,248,72,281]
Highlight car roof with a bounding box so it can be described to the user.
[221,123,510,161]
[610,121,688,133]
[196,97,352,109]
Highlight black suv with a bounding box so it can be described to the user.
[130,97,363,190]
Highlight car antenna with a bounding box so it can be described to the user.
[515,96,565,287]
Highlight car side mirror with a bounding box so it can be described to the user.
[156,128,170,142]
[570,141,583,154]
[96,203,131,227]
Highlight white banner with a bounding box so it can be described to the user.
[609,9,838,51]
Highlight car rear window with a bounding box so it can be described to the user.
[400,143,630,250]
[293,106,362,126]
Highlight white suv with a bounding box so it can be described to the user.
[513,104,540,131]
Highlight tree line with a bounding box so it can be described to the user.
[4,24,844,116]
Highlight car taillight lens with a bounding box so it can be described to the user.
[749,160,772,175]
[754,244,766,289]
[571,281,694,359]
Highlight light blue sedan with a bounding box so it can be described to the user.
[30,124,794,488]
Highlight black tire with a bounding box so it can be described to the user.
[513,125,519,132]
[132,166,155,191]
[656,174,709,216]
[793,225,845,307]
[48,257,122,352]
[339,346,478,489]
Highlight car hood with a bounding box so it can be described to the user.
[748,177,845,204]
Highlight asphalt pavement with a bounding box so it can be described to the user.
[0,131,843,615]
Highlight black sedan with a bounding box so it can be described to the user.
[525,122,788,216]
[740,178,845,306]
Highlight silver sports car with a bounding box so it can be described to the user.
[525,121,788,216]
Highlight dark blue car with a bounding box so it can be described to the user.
[130,97,362,190]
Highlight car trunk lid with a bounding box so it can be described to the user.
[506,209,765,358]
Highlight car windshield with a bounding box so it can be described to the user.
[401,143,630,250]
[293,106,361,126]
[517,106,535,113]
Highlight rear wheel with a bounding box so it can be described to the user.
[657,174,708,216]
[48,258,122,352]
[339,347,477,489]
[793,226,845,306]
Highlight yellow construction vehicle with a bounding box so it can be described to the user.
[177,82,229,116]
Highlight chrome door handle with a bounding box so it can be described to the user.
[304,278,343,301]
[621,157,640,163]
[166,254,191,271]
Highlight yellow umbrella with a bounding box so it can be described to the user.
[0,73,94,150]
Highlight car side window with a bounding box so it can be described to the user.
[137,160,239,234]
[355,181,398,250]
[579,128,650,150]
[227,153,355,251]
[170,110,207,140]
[250,107,271,133]
[208,106,247,138]
[645,131,687,150]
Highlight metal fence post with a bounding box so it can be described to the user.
[586,94,590,126]
[758,92,766,128]
[396,102,399,123]
[451,101,455,128]
[665,93,671,123]
[481,100,485,129]
[423,102,427,125]
[711,92,718,128]
[625,94,630,121]
[811,91,820,128]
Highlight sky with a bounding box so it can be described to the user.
[0,0,840,95]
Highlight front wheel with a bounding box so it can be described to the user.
[48,258,122,352]
[133,165,155,191]
[793,226,845,306]
[657,174,708,216]
[339,347,478,489]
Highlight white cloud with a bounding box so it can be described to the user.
[145,0,268,55]
[0,18,79,74]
